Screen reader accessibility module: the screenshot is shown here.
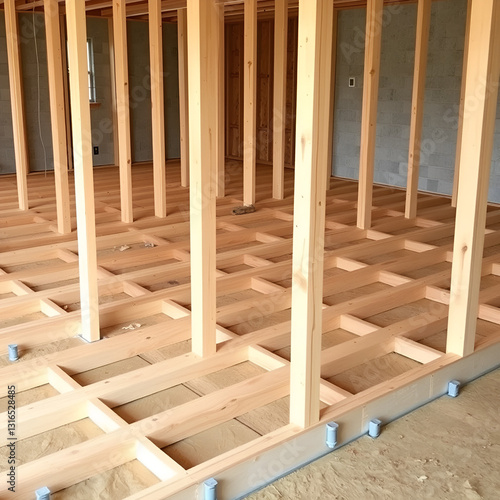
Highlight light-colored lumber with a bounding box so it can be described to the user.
[113,0,134,223]
[452,0,472,208]
[272,0,288,200]
[4,0,29,211]
[318,0,334,188]
[216,2,226,197]
[393,337,443,364]
[149,0,167,218]
[1,157,500,498]
[60,14,73,170]
[327,8,338,185]
[187,0,219,356]
[356,0,383,229]
[65,0,100,342]
[289,0,329,429]
[177,8,189,188]
[243,0,257,206]
[405,0,431,219]
[44,0,71,235]
[107,18,120,166]
[447,0,500,357]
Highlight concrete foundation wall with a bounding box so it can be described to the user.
[88,17,115,167]
[0,14,180,175]
[332,0,500,204]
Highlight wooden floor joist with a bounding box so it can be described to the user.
[1,162,500,498]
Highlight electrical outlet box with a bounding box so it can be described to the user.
[93,146,99,155]
[349,77,355,88]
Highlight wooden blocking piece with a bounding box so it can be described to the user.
[187,0,220,356]
[4,0,29,211]
[149,0,167,218]
[177,9,190,188]
[44,0,72,235]
[243,0,257,207]
[447,0,500,357]
[272,0,288,200]
[113,0,134,223]
[289,0,330,429]
[65,0,100,342]
[357,0,383,230]
[405,0,431,220]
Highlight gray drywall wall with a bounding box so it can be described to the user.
[19,12,54,173]
[0,11,16,175]
[0,15,180,176]
[163,22,180,159]
[126,20,180,163]
[127,20,152,163]
[87,17,115,167]
[332,0,500,203]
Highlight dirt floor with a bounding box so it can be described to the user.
[246,368,500,500]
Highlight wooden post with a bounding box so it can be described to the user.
[243,0,257,207]
[177,9,189,188]
[187,0,219,357]
[216,3,225,198]
[149,0,166,218]
[272,0,288,200]
[405,0,431,219]
[318,0,334,189]
[60,13,73,171]
[65,0,100,342]
[447,0,500,357]
[44,0,71,235]
[4,0,29,211]
[290,0,329,429]
[356,0,383,230]
[113,0,133,223]
[452,0,472,208]
[327,8,338,187]
[108,18,120,167]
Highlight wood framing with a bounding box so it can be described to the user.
[149,0,167,218]
[216,3,226,198]
[357,0,383,230]
[243,0,257,207]
[177,8,189,188]
[4,0,29,211]
[327,8,338,185]
[108,18,120,167]
[59,14,74,170]
[447,0,500,357]
[187,0,219,357]
[318,0,335,188]
[272,0,288,200]
[289,0,329,429]
[2,160,500,498]
[452,0,472,208]
[2,1,500,499]
[44,0,72,235]
[405,0,431,219]
[113,0,134,223]
[65,0,100,342]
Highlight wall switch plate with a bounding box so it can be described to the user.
[349,77,355,88]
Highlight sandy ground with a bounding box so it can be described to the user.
[246,368,500,500]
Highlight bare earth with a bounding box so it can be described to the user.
[246,368,500,500]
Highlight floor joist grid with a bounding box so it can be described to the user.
[1,162,500,498]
